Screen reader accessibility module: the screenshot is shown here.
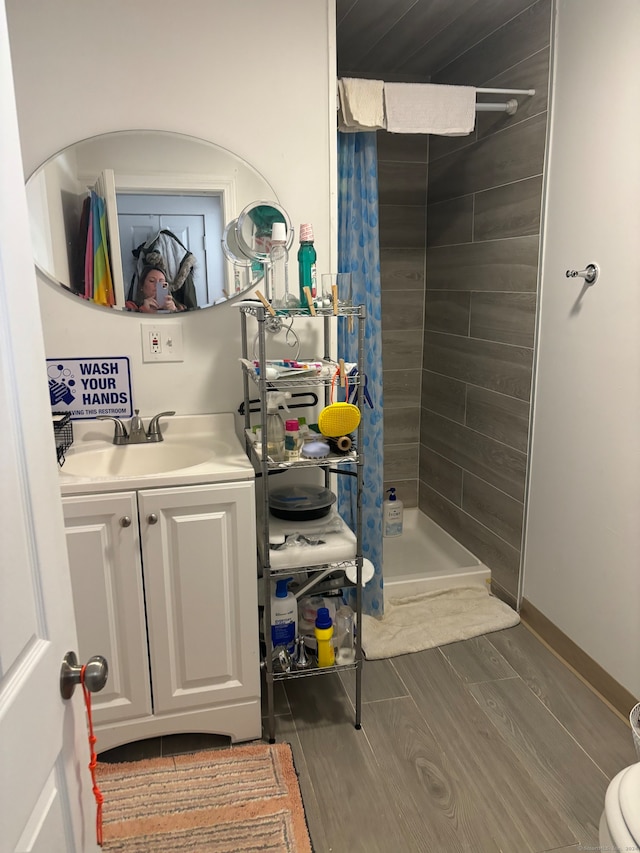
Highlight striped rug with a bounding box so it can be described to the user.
[95,743,312,852]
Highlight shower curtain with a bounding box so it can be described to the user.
[337,131,384,618]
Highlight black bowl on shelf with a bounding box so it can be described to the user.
[268,484,336,521]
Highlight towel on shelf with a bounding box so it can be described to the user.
[384,82,476,136]
[338,77,386,132]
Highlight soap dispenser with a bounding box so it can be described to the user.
[383,487,404,537]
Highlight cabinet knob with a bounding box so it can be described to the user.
[147,513,158,524]
[120,516,132,527]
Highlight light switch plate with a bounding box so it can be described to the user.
[141,322,184,362]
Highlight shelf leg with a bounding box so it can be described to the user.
[265,670,276,743]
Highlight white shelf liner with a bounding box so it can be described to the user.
[260,510,356,570]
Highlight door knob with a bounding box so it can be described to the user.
[60,651,108,699]
[147,513,158,524]
[120,515,132,527]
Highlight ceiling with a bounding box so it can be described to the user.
[336,0,536,80]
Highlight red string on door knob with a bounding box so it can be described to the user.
[80,664,104,847]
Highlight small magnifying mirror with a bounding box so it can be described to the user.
[235,200,293,263]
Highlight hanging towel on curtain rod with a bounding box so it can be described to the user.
[338,77,385,132]
[384,82,476,135]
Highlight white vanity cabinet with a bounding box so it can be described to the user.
[62,479,260,751]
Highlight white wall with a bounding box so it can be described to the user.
[6,0,336,416]
[523,0,640,697]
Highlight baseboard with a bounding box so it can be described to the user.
[520,598,638,722]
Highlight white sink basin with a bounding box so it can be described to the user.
[62,440,229,478]
[58,413,254,494]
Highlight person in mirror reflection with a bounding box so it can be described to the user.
[126,265,185,313]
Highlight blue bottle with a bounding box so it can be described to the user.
[270,577,298,653]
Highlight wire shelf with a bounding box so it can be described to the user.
[238,302,363,320]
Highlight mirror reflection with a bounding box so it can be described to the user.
[235,200,293,262]
[26,130,276,313]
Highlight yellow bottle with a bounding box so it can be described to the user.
[314,607,335,668]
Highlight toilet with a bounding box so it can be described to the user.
[599,761,640,850]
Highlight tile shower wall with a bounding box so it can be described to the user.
[379,133,428,509]
[377,0,551,604]
[420,0,552,604]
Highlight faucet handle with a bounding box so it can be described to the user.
[147,410,176,441]
[97,415,128,445]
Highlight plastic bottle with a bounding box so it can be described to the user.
[335,604,355,664]
[284,418,302,461]
[314,606,335,667]
[297,595,337,650]
[297,223,317,309]
[383,487,404,537]
[265,391,290,462]
[269,222,298,310]
[271,577,297,654]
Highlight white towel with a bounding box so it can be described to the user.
[384,82,476,136]
[338,77,386,132]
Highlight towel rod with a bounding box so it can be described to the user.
[476,99,519,115]
[476,87,536,96]
[336,82,536,120]
[476,87,535,114]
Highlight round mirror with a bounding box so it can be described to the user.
[221,217,263,298]
[222,219,252,268]
[25,130,277,314]
[235,201,293,262]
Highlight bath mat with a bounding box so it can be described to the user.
[95,742,312,852]
[361,585,520,660]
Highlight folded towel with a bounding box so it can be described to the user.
[384,82,476,136]
[338,77,386,132]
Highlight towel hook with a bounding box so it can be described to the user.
[565,263,599,285]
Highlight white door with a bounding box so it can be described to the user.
[0,4,97,849]
[117,193,225,306]
[522,0,640,695]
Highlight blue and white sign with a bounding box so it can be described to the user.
[47,357,133,420]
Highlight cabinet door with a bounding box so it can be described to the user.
[138,482,259,716]
[62,492,152,725]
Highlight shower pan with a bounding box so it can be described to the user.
[382,508,489,604]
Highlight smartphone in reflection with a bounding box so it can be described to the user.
[156,280,169,309]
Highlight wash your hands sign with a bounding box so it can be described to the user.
[47,357,133,420]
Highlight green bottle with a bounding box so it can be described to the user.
[297,223,317,310]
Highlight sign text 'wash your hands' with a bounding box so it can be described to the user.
[46,357,133,420]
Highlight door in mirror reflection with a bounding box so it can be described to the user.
[117,193,225,308]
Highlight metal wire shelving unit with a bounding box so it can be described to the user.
[239,302,365,742]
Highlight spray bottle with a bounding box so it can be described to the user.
[271,577,298,654]
[265,391,291,462]
[383,487,404,537]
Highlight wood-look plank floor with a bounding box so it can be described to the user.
[273,624,636,853]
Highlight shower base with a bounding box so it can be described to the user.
[383,508,490,604]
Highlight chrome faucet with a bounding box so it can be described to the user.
[97,410,175,445]
[128,409,146,443]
